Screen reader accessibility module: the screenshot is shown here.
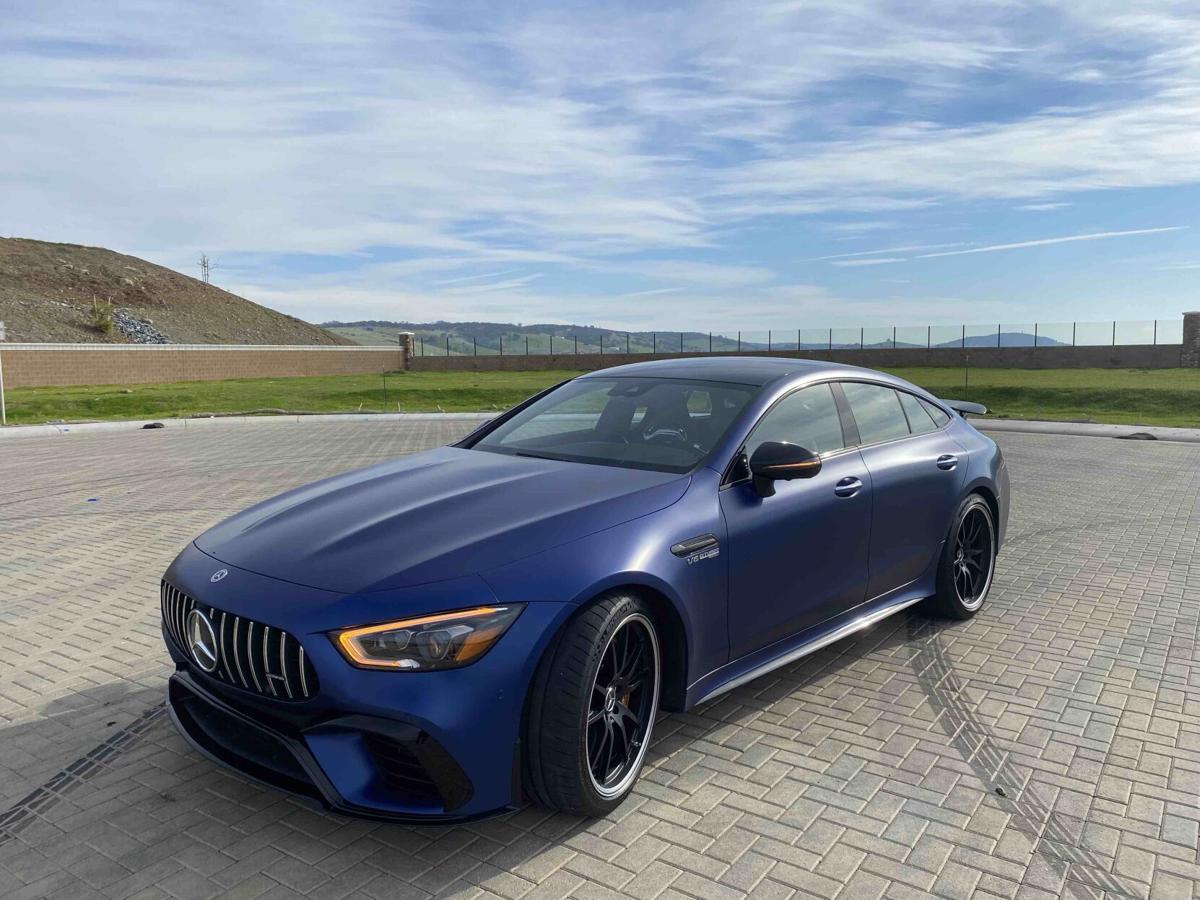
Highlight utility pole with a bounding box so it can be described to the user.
[199,255,213,284]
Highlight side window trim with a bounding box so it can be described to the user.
[829,382,861,447]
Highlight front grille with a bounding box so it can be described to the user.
[161,581,319,701]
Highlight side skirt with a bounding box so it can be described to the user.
[687,592,924,707]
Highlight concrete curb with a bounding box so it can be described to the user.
[976,418,1200,444]
[2,411,1198,444]
[0,412,495,439]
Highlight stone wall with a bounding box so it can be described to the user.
[0,344,406,389]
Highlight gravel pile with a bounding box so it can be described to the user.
[114,309,170,343]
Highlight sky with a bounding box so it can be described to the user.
[2,1,1199,331]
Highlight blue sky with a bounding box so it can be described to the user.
[3,1,1199,330]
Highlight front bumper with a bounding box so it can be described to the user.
[162,544,572,822]
[167,669,489,823]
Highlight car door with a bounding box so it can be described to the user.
[838,382,964,600]
[719,383,872,659]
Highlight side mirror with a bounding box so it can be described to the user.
[749,442,822,497]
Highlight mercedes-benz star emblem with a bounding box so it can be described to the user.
[186,609,219,672]
[210,569,228,583]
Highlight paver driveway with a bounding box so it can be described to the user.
[1,420,1198,900]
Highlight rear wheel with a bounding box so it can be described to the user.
[525,592,660,816]
[926,494,996,620]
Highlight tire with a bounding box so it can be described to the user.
[525,592,661,816]
[925,493,997,620]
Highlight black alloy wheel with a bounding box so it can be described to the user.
[927,494,997,620]
[525,592,661,816]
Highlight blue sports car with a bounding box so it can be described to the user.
[161,357,1008,821]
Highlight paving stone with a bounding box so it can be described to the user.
[1,424,1198,899]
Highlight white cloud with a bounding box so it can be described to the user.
[915,227,1187,258]
[832,257,908,267]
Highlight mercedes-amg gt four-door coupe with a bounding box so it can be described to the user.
[161,357,1008,821]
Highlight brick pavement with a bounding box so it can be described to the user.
[1,422,1198,899]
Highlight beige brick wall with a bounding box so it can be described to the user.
[0,345,406,389]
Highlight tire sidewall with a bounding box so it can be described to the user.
[938,495,996,618]
[574,599,661,810]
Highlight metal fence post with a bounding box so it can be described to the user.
[737,331,741,352]
[927,325,931,349]
[526,335,530,355]
[1072,322,1076,347]
[445,335,450,356]
[420,337,425,356]
[709,332,712,353]
[653,333,657,354]
[550,336,554,355]
[828,328,832,351]
[473,337,477,356]
[1154,320,1158,345]
[574,334,578,354]
[626,333,630,354]
[600,334,604,355]
[797,328,801,352]
[499,335,503,356]
[1033,323,1038,348]
[996,323,1001,348]
[892,326,896,349]
[768,330,772,352]
[1112,321,1116,346]
[0,342,6,426]
[680,333,683,353]
[961,325,965,349]
[860,327,864,349]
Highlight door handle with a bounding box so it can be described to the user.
[936,454,958,470]
[834,476,863,497]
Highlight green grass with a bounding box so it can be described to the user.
[3,367,1198,427]
[1,370,587,425]
[881,367,1200,427]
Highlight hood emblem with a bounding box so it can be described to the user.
[210,569,229,583]
[186,609,220,673]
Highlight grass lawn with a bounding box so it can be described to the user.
[2,366,1198,427]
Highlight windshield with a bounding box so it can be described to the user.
[471,377,759,473]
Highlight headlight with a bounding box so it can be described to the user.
[332,605,524,671]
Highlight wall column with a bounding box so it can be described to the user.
[398,332,415,370]
[1182,312,1200,367]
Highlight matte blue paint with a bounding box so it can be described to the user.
[162,357,1008,822]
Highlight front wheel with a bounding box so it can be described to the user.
[525,593,661,816]
[926,494,997,620]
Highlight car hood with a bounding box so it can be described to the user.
[195,446,689,594]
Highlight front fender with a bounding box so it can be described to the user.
[481,468,728,694]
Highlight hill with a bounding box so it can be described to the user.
[322,319,1063,355]
[0,237,351,345]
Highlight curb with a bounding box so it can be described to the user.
[2,411,1198,444]
[975,419,1200,444]
[0,412,495,439]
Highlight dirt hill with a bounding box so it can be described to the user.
[0,238,351,345]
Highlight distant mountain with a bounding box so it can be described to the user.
[322,319,1063,355]
[1,237,352,345]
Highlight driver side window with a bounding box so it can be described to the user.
[744,384,847,459]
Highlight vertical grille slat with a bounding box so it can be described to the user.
[232,616,249,688]
[160,580,317,701]
[279,633,293,699]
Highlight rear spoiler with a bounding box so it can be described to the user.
[942,399,988,418]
